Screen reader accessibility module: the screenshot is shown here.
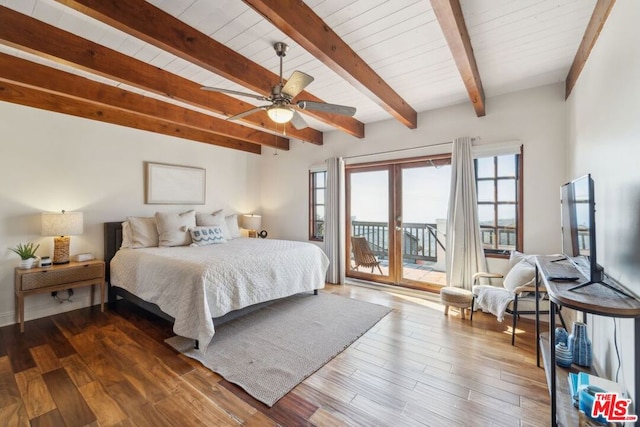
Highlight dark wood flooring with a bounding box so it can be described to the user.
[0,284,550,426]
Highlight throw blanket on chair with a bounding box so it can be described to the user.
[475,285,514,322]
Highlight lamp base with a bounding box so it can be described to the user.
[53,236,71,264]
[248,229,257,238]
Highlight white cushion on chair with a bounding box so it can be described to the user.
[503,259,536,292]
[508,250,535,270]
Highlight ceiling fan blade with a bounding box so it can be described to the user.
[290,110,309,130]
[297,100,356,116]
[227,106,268,121]
[281,71,314,99]
[201,86,268,101]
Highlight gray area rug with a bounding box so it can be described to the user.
[166,292,391,406]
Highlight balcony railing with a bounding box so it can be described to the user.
[351,221,440,262]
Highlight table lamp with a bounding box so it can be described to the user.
[242,214,262,238]
[41,210,83,264]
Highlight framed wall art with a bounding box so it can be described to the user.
[144,162,206,204]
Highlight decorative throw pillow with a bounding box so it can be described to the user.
[120,221,133,249]
[503,259,536,292]
[155,210,196,247]
[128,216,159,248]
[196,210,232,240]
[509,250,534,270]
[225,214,241,239]
[189,226,227,246]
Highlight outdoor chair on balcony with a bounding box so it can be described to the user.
[351,236,383,275]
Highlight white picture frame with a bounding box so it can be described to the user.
[145,162,206,204]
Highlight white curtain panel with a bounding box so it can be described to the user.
[325,157,345,284]
[446,137,487,290]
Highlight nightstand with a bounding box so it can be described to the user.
[14,260,105,332]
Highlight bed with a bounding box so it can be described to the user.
[104,222,329,351]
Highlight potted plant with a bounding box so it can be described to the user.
[10,242,40,269]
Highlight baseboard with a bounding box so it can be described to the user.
[0,294,97,328]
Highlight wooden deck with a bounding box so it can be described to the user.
[351,261,448,289]
[0,284,550,426]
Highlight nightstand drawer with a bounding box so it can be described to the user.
[21,264,103,291]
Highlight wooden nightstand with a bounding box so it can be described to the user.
[14,260,105,332]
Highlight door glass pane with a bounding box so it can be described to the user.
[315,189,324,205]
[349,170,389,277]
[400,164,450,286]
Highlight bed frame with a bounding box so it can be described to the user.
[103,222,318,345]
[104,222,176,322]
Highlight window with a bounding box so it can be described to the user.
[309,170,326,241]
[475,151,522,256]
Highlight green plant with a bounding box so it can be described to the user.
[10,242,40,260]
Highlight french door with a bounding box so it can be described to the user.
[345,156,451,291]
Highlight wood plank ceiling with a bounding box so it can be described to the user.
[0,0,605,154]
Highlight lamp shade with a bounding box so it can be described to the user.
[267,106,294,124]
[41,211,83,236]
[242,214,262,231]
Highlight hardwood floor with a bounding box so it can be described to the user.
[0,284,550,426]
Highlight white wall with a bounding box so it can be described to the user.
[566,0,640,407]
[0,102,261,326]
[261,83,568,271]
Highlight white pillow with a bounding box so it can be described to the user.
[120,221,133,249]
[503,259,536,292]
[196,211,231,240]
[509,250,535,270]
[225,214,241,239]
[189,226,227,246]
[155,210,196,247]
[128,216,159,248]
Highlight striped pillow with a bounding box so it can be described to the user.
[189,226,227,246]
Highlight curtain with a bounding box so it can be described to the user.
[446,137,487,290]
[325,157,345,284]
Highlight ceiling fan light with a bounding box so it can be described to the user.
[267,106,294,123]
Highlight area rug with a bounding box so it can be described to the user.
[165,292,391,406]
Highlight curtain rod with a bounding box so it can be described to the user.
[342,137,479,160]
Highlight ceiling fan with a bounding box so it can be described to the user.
[201,42,356,130]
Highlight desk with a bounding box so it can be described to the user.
[535,256,640,426]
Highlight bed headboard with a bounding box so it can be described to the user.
[104,221,123,284]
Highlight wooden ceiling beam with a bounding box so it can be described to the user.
[0,6,318,145]
[430,0,486,117]
[54,0,365,138]
[565,0,616,99]
[243,0,417,130]
[0,81,261,154]
[0,53,286,151]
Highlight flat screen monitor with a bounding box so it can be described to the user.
[561,174,601,284]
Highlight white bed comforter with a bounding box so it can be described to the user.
[110,238,329,351]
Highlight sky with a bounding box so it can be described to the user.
[349,155,519,226]
[350,165,452,224]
